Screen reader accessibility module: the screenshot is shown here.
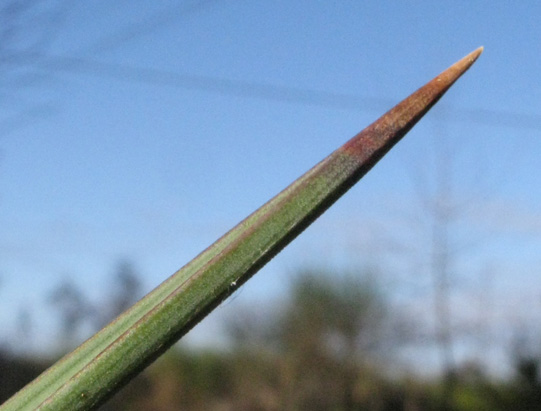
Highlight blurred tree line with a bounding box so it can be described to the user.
[2,263,541,410]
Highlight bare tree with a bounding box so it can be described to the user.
[398,123,495,408]
[48,259,142,350]
[48,278,95,348]
[97,259,142,328]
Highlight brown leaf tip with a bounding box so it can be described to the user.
[340,47,483,161]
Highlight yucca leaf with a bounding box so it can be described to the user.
[1,47,482,410]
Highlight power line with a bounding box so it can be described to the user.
[7,51,541,131]
[7,51,394,111]
[76,0,221,55]
[0,1,219,136]
[4,3,538,132]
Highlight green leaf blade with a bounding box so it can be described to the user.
[1,47,482,411]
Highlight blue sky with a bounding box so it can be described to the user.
[1,1,540,372]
